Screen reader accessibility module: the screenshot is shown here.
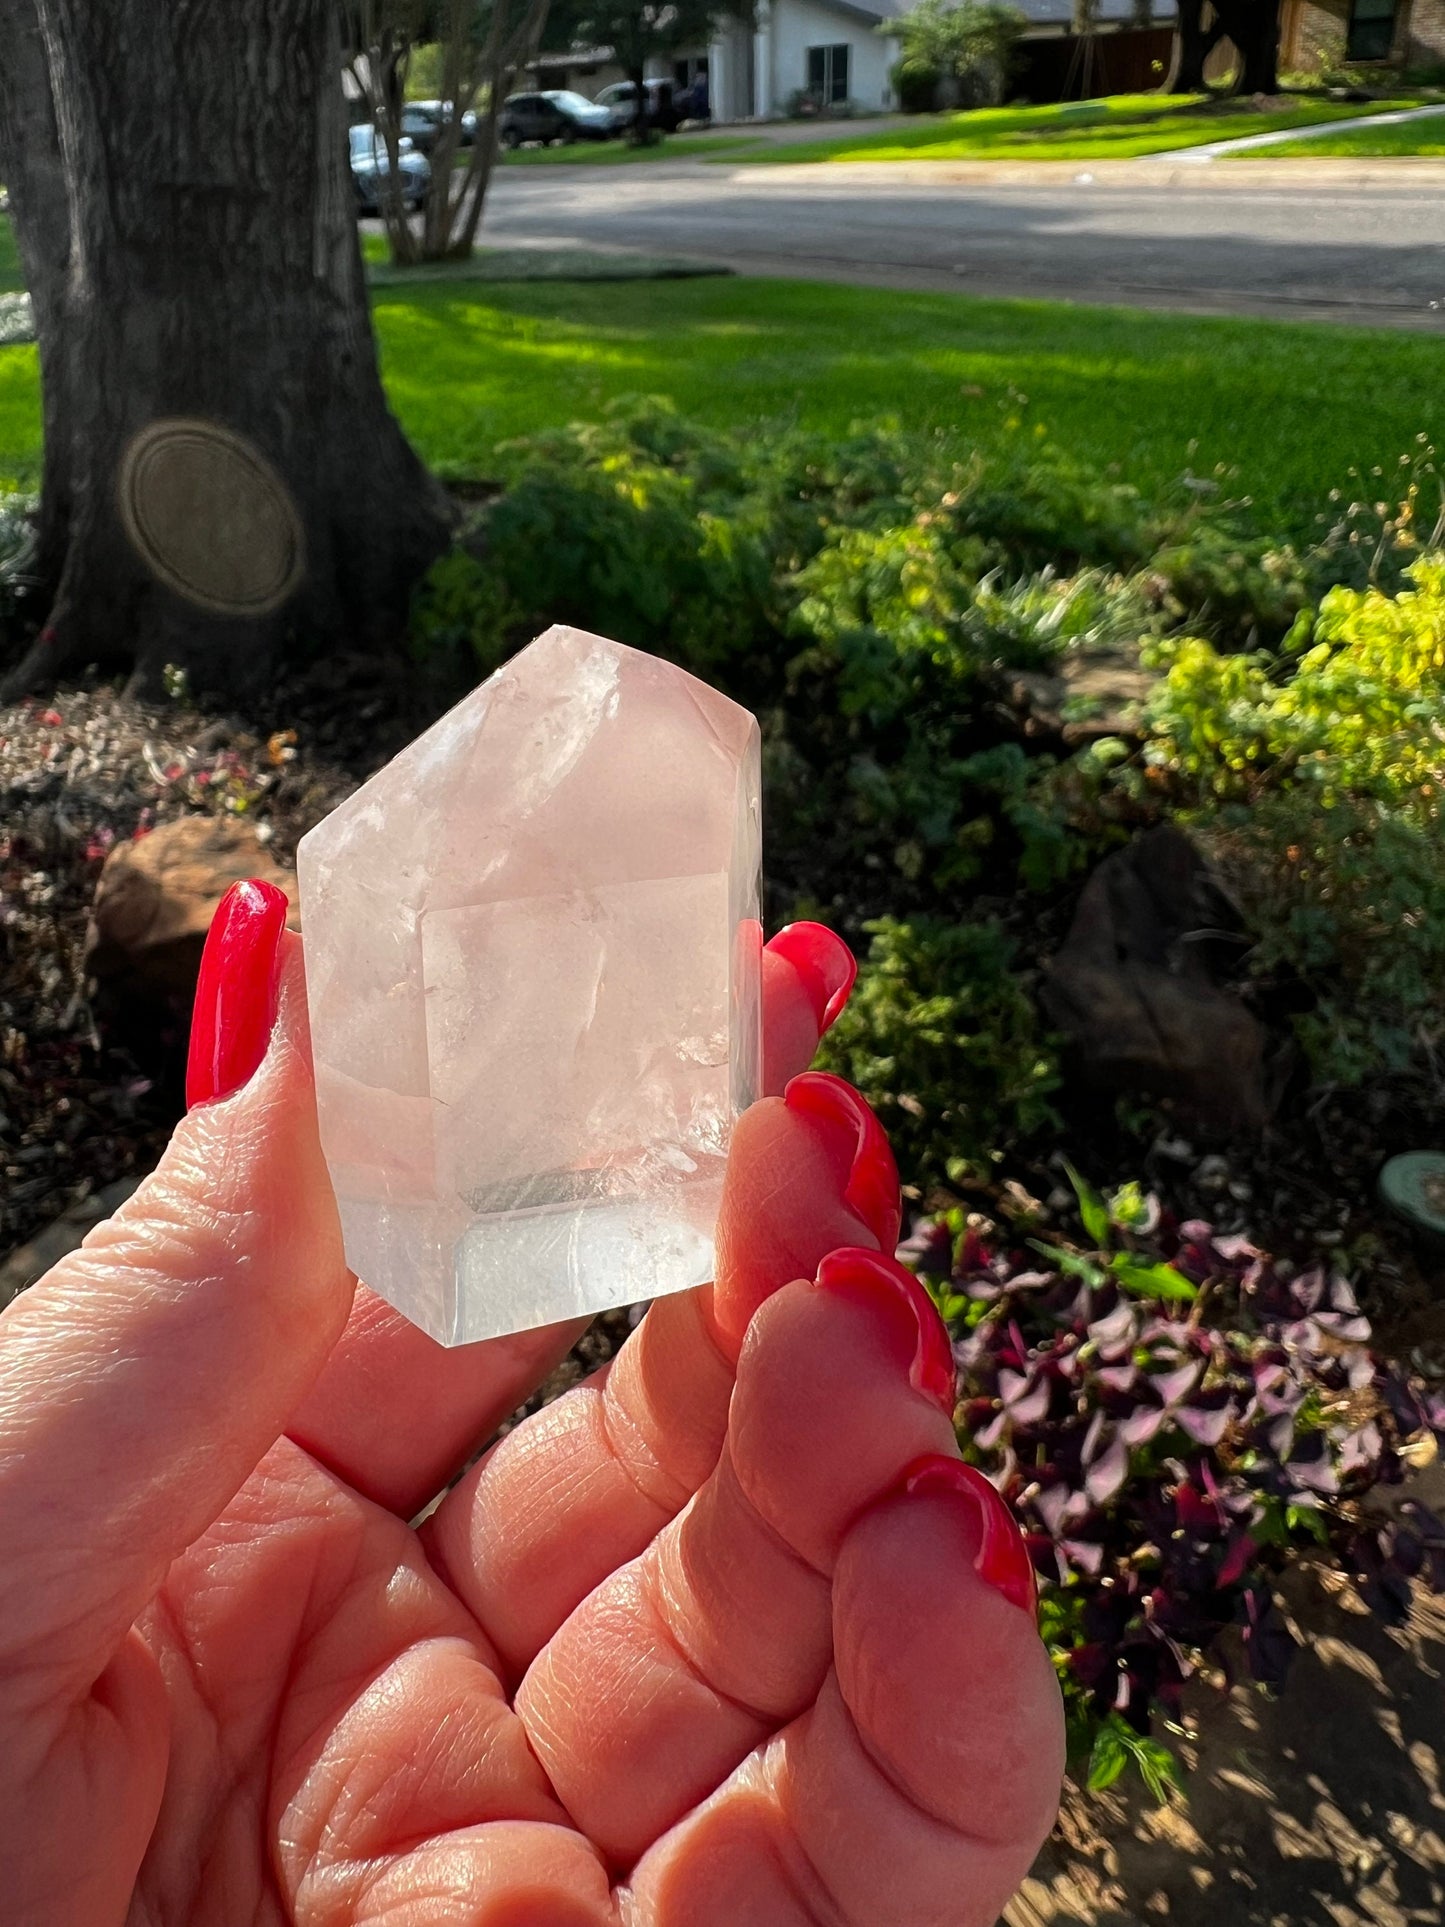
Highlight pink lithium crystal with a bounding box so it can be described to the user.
[298,626,762,1345]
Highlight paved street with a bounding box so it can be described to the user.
[478,159,1445,328]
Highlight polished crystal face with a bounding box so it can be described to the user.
[298,626,763,1345]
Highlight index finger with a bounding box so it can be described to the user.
[287,923,858,1517]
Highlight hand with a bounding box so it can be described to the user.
[0,901,1064,1925]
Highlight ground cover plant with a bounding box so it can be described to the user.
[900,1184,1445,1794]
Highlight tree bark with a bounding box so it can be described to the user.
[1215,0,1282,93]
[1168,0,1224,91]
[0,0,452,700]
[0,0,74,593]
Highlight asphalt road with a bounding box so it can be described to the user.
[477,160,1445,328]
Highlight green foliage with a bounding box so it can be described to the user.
[816,916,1061,1185]
[1141,557,1445,1084]
[890,0,1026,110]
[408,401,1445,1156]
[1086,1715,1184,1802]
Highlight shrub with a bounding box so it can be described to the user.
[1140,556,1445,1085]
[903,1184,1445,1795]
[817,915,1061,1186]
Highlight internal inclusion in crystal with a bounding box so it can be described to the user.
[300,626,763,1347]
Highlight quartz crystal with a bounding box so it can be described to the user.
[298,626,763,1346]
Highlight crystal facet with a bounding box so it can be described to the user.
[298,626,763,1345]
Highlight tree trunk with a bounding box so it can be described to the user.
[0,0,74,593]
[0,0,452,701]
[1215,0,1282,93]
[1168,0,1224,91]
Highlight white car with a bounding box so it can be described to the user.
[348,124,431,213]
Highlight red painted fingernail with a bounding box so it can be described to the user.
[899,1455,1037,1618]
[783,1071,901,1252]
[768,922,857,1033]
[815,1247,955,1415]
[186,879,289,1109]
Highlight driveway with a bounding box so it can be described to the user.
[478,159,1445,328]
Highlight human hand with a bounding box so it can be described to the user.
[0,891,1063,1924]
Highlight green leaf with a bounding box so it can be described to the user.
[1063,1159,1110,1249]
[1110,1256,1198,1302]
[1131,1736,1183,1804]
[1086,1723,1128,1792]
[1029,1238,1108,1288]
[1107,1179,1150,1231]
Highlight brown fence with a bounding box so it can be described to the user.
[1012,27,1178,103]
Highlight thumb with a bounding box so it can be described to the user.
[0,886,353,1699]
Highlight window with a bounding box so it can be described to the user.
[1348,0,1398,61]
[806,43,850,104]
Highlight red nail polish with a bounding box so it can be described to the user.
[768,922,857,1033]
[815,1247,955,1415]
[783,1071,901,1252]
[900,1455,1038,1617]
[186,879,289,1109]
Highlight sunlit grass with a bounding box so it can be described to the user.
[0,241,1437,537]
[367,276,1444,539]
[744,92,1428,164]
[1228,106,1445,157]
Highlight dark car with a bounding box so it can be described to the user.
[499,90,615,148]
[594,78,682,133]
[400,100,479,154]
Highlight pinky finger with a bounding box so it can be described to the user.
[623,1465,1065,1926]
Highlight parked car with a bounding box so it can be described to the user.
[348,123,431,212]
[498,90,615,148]
[400,100,478,153]
[594,78,681,133]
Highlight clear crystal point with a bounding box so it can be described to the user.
[297,626,763,1345]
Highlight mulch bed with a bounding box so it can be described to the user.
[0,658,431,1261]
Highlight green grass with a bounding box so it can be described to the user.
[0,232,1438,541]
[363,276,1442,541]
[1230,106,1445,157]
[737,92,1428,164]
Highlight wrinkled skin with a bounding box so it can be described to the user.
[0,933,1063,1925]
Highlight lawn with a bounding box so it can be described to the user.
[748,92,1429,164]
[0,239,1438,541]
[479,95,1434,169]
[365,277,1443,540]
[1230,105,1445,156]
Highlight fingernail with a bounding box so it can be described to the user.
[186,879,289,1109]
[783,1071,901,1252]
[898,1455,1037,1618]
[815,1247,955,1415]
[768,922,857,1033]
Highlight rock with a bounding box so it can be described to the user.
[1002,645,1156,746]
[85,815,297,1001]
[0,1174,144,1309]
[1042,826,1283,1133]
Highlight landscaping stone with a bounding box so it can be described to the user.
[1003,644,1156,744]
[1043,826,1280,1132]
[85,815,297,1002]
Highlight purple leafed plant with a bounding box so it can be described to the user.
[900,1183,1445,1796]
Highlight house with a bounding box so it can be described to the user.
[534,1,1179,122]
[1281,0,1445,68]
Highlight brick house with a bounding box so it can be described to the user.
[1281,0,1445,69]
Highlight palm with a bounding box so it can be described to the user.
[4,938,1062,1926]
